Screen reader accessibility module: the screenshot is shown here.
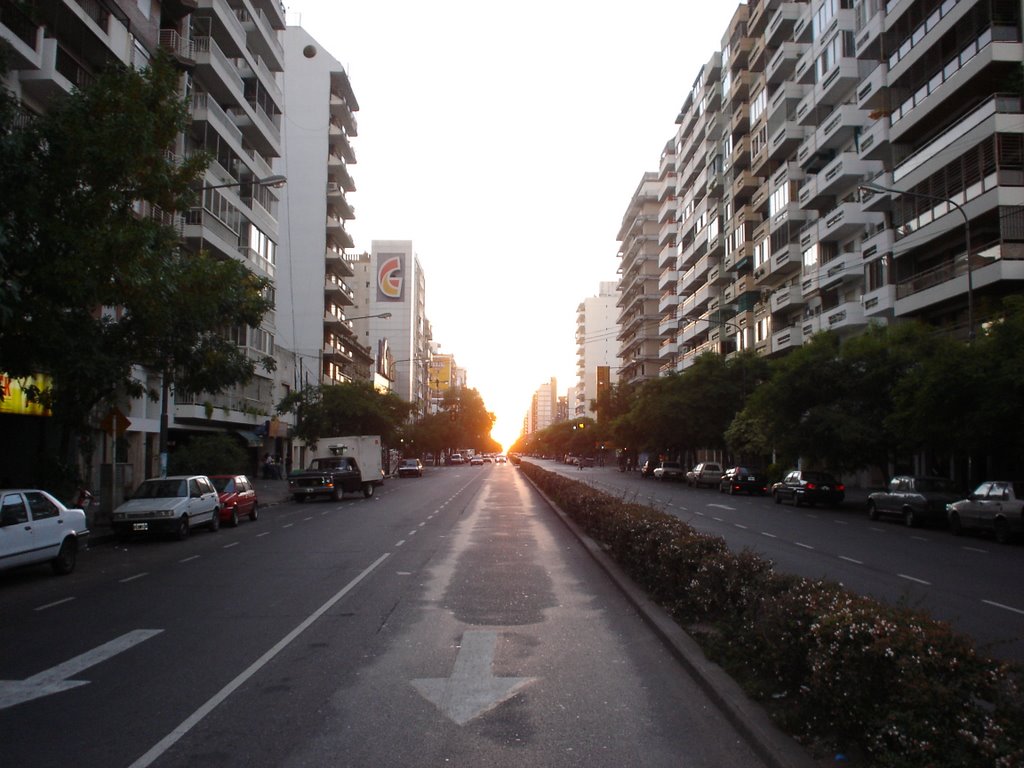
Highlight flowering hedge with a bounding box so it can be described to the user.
[522,462,1024,767]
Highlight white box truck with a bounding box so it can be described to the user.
[289,435,385,501]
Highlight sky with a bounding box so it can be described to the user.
[284,1,743,449]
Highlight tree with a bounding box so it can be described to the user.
[278,381,413,446]
[0,53,225,478]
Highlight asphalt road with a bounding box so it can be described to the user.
[540,461,1024,663]
[0,463,771,768]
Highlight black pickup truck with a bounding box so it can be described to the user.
[288,456,374,501]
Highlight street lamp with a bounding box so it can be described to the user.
[158,174,289,477]
[858,181,973,343]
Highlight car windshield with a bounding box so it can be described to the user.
[916,478,956,493]
[400,460,418,467]
[661,462,682,469]
[210,477,235,493]
[736,468,761,476]
[134,479,187,498]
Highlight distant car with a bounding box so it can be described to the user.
[482,455,493,463]
[397,459,424,478]
[640,459,655,478]
[867,475,959,528]
[772,470,845,507]
[0,489,89,575]
[469,456,484,466]
[687,462,724,488]
[449,453,464,465]
[719,466,768,495]
[947,481,1024,543]
[652,461,685,482]
[495,455,507,464]
[112,475,221,540]
[209,474,259,526]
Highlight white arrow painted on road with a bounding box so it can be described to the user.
[412,630,537,726]
[0,629,163,710]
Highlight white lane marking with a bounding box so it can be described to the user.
[34,597,76,612]
[257,532,270,538]
[708,504,735,511]
[761,532,777,539]
[713,517,724,523]
[839,556,863,565]
[898,573,931,586]
[795,542,815,550]
[303,517,313,522]
[833,520,848,525]
[408,530,418,537]
[869,527,886,533]
[911,536,929,542]
[179,556,200,563]
[418,522,426,528]
[0,629,163,710]
[982,600,1024,616]
[282,523,294,529]
[396,540,406,547]
[804,514,818,519]
[734,523,748,530]
[120,573,148,583]
[962,546,988,554]
[222,542,239,549]
[128,553,390,768]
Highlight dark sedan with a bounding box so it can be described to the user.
[719,466,768,495]
[772,470,845,507]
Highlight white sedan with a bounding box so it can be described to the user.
[0,489,90,575]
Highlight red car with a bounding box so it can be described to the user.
[209,474,259,526]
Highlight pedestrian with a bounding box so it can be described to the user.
[262,452,274,479]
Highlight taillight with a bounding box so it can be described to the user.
[805,482,817,490]
[836,484,845,491]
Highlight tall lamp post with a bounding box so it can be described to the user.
[858,181,974,342]
[158,174,287,477]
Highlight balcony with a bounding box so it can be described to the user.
[820,251,863,290]
[192,36,246,107]
[730,103,750,138]
[815,57,862,107]
[857,116,890,162]
[801,153,884,208]
[19,38,84,103]
[768,120,806,161]
[861,227,894,261]
[732,169,760,203]
[0,0,42,68]
[771,322,804,353]
[770,284,804,315]
[771,243,800,276]
[825,300,867,332]
[324,274,354,305]
[766,2,805,47]
[861,285,897,318]
[707,263,731,287]
[659,289,680,315]
[767,81,809,127]
[235,6,284,72]
[856,61,889,113]
[766,41,808,84]
[816,203,883,242]
[330,93,358,136]
[658,266,678,293]
[325,249,355,277]
[855,6,884,59]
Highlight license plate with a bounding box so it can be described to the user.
[133,522,149,531]
[746,476,755,481]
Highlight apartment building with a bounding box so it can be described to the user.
[278,26,371,389]
[348,242,432,411]
[616,173,664,384]
[1,0,289,485]
[627,0,1023,377]
[525,378,559,435]
[574,282,620,419]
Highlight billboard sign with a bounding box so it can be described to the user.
[0,373,52,416]
[376,252,405,302]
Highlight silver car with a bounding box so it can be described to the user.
[947,481,1024,543]
[112,475,221,540]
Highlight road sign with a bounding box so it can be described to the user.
[100,406,130,436]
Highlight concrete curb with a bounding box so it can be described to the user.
[522,469,819,768]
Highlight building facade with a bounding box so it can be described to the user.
[574,281,621,419]
[278,26,371,390]
[620,0,1023,378]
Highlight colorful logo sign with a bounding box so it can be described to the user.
[376,253,405,301]
[0,373,52,416]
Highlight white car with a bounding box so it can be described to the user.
[112,475,220,540]
[1,489,90,575]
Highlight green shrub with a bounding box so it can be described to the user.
[168,433,250,476]
[522,462,1024,767]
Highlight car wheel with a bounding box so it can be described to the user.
[363,482,374,498]
[793,494,802,507]
[176,515,190,541]
[209,509,220,532]
[949,512,962,536]
[51,538,77,575]
[774,491,782,505]
[903,508,917,528]
[867,501,879,521]
[249,503,259,522]
[995,517,1010,544]
[728,485,735,496]
[230,507,239,527]
[294,495,306,504]
[331,486,342,502]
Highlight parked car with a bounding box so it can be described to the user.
[397,459,424,478]
[470,455,484,466]
[449,453,464,465]
[867,475,959,528]
[772,470,845,507]
[209,474,259,526]
[640,459,656,478]
[652,461,685,482]
[112,475,221,540]
[687,462,724,488]
[0,489,89,575]
[947,481,1024,543]
[719,466,768,495]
